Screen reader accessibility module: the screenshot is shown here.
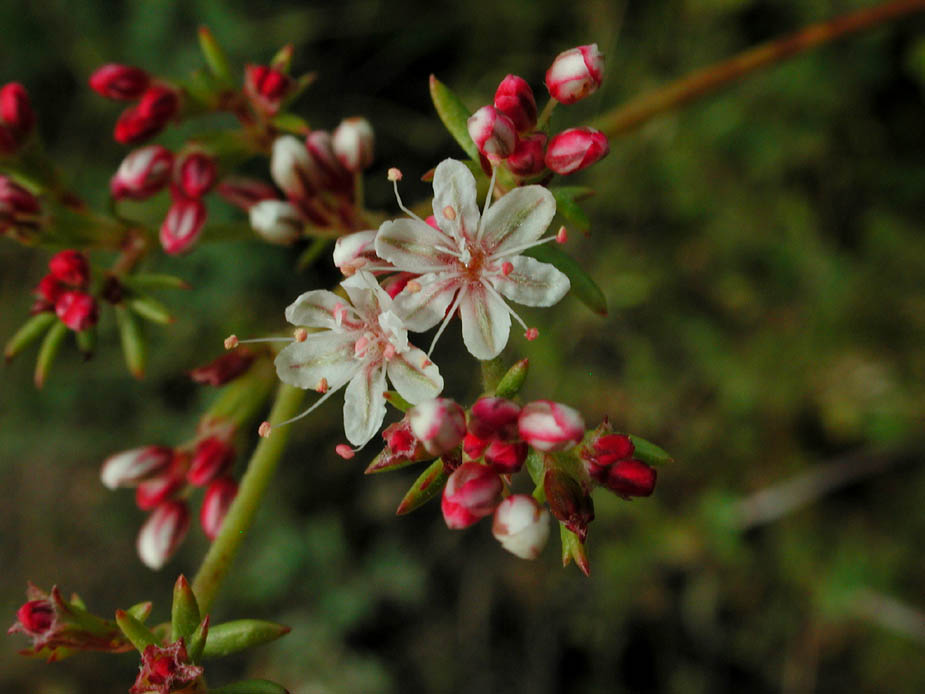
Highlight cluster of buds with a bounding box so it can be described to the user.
[465,44,609,178]
[90,64,180,145]
[0,175,40,242]
[578,421,657,498]
[0,82,35,155]
[244,62,293,116]
[33,249,98,331]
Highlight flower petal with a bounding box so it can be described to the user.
[459,284,511,360]
[481,185,555,255]
[340,270,390,320]
[274,331,358,391]
[493,255,570,307]
[390,272,460,332]
[387,345,444,404]
[343,361,388,446]
[431,159,481,242]
[285,289,349,329]
[375,217,454,274]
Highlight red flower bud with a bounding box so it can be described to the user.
[176,151,217,199]
[48,249,90,287]
[135,470,184,511]
[305,130,352,192]
[605,459,656,498]
[244,64,292,115]
[55,291,98,331]
[101,445,174,489]
[545,44,605,105]
[469,396,521,440]
[131,640,203,694]
[484,439,528,474]
[15,600,54,635]
[136,501,190,570]
[199,477,238,541]
[110,145,173,200]
[494,74,537,133]
[89,64,150,100]
[518,400,585,452]
[332,117,375,172]
[187,436,235,487]
[35,274,63,304]
[506,133,547,177]
[113,86,179,144]
[408,397,467,456]
[189,348,255,386]
[216,176,279,211]
[544,468,594,542]
[0,176,40,237]
[137,85,180,122]
[467,105,517,161]
[441,462,503,529]
[594,433,635,465]
[462,432,489,460]
[0,82,35,141]
[545,127,609,175]
[160,196,206,255]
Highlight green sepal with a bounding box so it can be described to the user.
[429,75,480,162]
[197,26,233,87]
[126,601,153,623]
[115,609,159,652]
[33,319,68,388]
[4,311,56,362]
[201,619,291,658]
[559,523,591,577]
[171,575,201,641]
[75,325,97,358]
[383,390,412,412]
[365,450,431,475]
[494,358,529,399]
[628,434,674,466]
[208,679,290,694]
[127,296,174,325]
[396,458,448,515]
[269,113,310,136]
[116,305,146,379]
[523,243,607,316]
[187,615,210,663]
[551,186,593,233]
[68,593,87,610]
[270,44,294,73]
[123,273,191,291]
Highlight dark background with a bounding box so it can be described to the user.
[2,1,924,692]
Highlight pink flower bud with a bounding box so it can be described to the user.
[484,439,527,474]
[0,82,35,141]
[463,432,489,460]
[136,500,190,570]
[506,133,547,177]
[189,348,255,386]
[605,459,657,498]
[187,436,235,487]
[160,197,206,255]
[132,641,203,694]
[100,445,174,489]
[305,130,352,192]
[55,291,98,331]
[408,398,467,456]
[48,249,90,287]
[382,272,418,299]
[545,127,609,175]
[89,64,150,100]
[492,494,550,559]
[176,151,217,199]
[113,86,179,144]
[333,229,378,274]
[249,199,303,245]
[545,44,605,105]
[137,85,180,123]
[200,477,238,540]
[0,177,39,235]
[110,145,174,200]
[467,105,517,161]
[135,471,184,511]
[15,599,54,635]
[544,468,594,541]
[441,462,503,529]
[216,177,279,211]
[518,400,585,451]
[35,274,63,304]
[332,117,375,172]
[494,74,537,133]
[244,64,292,115]
[469,396,521,440]
[270,135,314,199]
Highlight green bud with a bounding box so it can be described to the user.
[126,601,153,623]
[494,358,529,399]
[197,26,233,86]
[115,609,159,652]
[171,575,201,641]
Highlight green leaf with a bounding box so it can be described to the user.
[123,273,191,291]
[396,458,449,515]
[202,619,291,658]
[628,434,674,465]
[125,601,153,623]
[171,575,201,641]
[115,609,159,652]
[559,524,591,576]
[494,358,529,398]
[270,44,294,73]
[197,26,233,86]
[269,113,310,136]
[365,450,430,475]
[209,679,290,694]
[75,325,97,358]
[525,448,546,488]
[116,305,146,379]
[33,320,68,389]
[4,311,56,362]
[551,186,593,232]
[127,296,174,325]
[523,243,607,316]
[429,74,479,162]
[187,615,210,663]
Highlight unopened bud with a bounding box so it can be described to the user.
[135,471,184,511]
[249,199,303,245]
[244,64,292,115]
[89,64,150,100]
[160,197,207,255]
[305,130,352,192]
[0,176,40,226]
[469,396,521,439]
[113,86,179,144]
[506,133,547,177]
[467,105,517,161]
[110,145,173,200]
[463,432,489,460]
[0,82,35,143]
[492,494,550,559]
[484,439,528,474]
[518,400,584,452]
[15,599,55,635]
[333,229,378,274]
[101,445,174,489]
[35,275,63,304]
[494,74,537,133]
[216,177,279,211]
[55,291,98,331]
[189,348,255,386]
[408,397,467,456]
[270,135,314,199]
[441,462,503,529]
[199,477,238,541]
[332,117,375,172]
[137,500,190,570]
[187,436,235,487]
[605,458,656,498]
[48,249,90,287]
[545,44,605,105]
[544,468,594,541]
[176,151,217,199]
[545,127,609,175]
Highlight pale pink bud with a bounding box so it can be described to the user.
[187,436,235,487]
[506,133,547,177]
[408,398,467,456]
[110,145,173,200]
[249,199,303,244]
[492,494,550,559]
[89,64,150,100]
[467,105,517,161]
[48,249,90,287]
[305,130,352,192]
[544,127,609,175]
[332,117,375,172]
[100,445,174,489]
[469,396,521,440]
[199,477,238,541]
[0,82,35,141]
[441,462,503,529]
[55,291,98,331]
[160,197,206,255]
[333,229,378,274]
[494,74,536,133]
[484,439,527,474]
[176,151,217,199]
[136,500,190,570]
[605,459,656,498]
[216,177,278,211]
[270,135,314,199]
[244,64,292,115]
[518,400,585,451]
[545,44,605,105]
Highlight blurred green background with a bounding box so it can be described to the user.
[2,0,924,692]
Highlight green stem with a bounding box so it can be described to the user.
[591,0,925,139]
[192,384,306,614]
[296,237,333,271]
[536,98,557,131]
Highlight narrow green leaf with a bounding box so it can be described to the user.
[171,575,201,641]
[269,113,310,136]
[209,679,290,694]
[396,458,448,515]
[494,358,529,398]
[33,320,68,388]
[270,44,294,73]
[559,524,591,576]
[125,602,153,623]
[75,325,97,358]
[198,26,233,86]
[116,305,146,379]
[187,615,210,663]
[429,74,480,162]
[124,273,191,291]
[628,434,674,465]
[551,187,593,232]
[383,390,412,413]
[202,619,291,658]
[127,296,174,325]
[4,311,55,362]
[115,609,158,652]
[523,243,607,316]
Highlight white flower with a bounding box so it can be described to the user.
[274,271,443,447]
[374,159,570,360]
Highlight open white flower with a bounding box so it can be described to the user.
[274,271,443,447]
[374,159,570,360]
